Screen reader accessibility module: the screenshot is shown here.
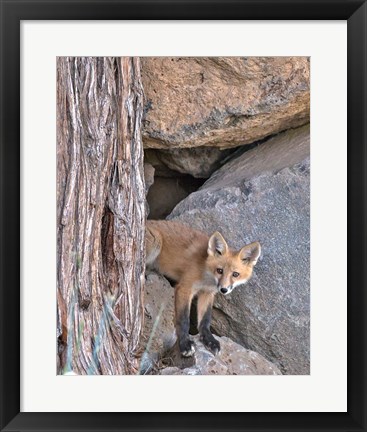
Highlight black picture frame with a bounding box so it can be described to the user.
[1,1,366,431]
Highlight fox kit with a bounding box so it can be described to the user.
[146,220,261,357]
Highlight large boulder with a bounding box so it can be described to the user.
[203,124,310,189]
[141,57,310,149]
[168,125,310,374]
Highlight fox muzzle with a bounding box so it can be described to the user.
[219,286,234,295]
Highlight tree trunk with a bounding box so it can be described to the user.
[57,57,145,375]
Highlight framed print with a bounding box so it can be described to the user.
[1,1,366,432]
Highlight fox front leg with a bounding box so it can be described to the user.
[175,285,195,357]
[197,291,220,355]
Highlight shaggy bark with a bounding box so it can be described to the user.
[57,57,145,374]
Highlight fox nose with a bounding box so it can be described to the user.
[220,287,228,294]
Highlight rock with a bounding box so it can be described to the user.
[146,177,190,220]
[143,163,155,194]
[146,176,203,220]
[144,149,179,178]
[204,124,310,189]
[143,163,155,217]
[168,125,310,374]
[140,272,280,375]
[146,147,235,178]
[159,335,281,375]
[139,272,176,374]
[141,57,310,149]
[218,337,281,375]
[160,367,194,375]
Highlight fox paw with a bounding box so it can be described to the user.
[201,333,221,355]
[179,339,196,357]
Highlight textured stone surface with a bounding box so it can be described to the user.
[143,163,155,194]
[141,272,281,375]
[139,272,176,374]
[204,124,310,189]
[146,177,193,220]
[168,126,310,374]
[143,163,155,218]
[146,147,234,178]
[159,335,281,375]
[141,57,310,149]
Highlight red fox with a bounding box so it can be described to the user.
[146,220,261,357]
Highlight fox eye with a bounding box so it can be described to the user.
[216,268,223,274]
[232,272,239,278]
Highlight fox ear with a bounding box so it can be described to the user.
[239,242,261,266]
[208,232,228,257]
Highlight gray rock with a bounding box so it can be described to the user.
[146,177,192,220]
[139,272,176,374]
[144,149,179,178]
[168,125,310,374]
[143,163,155,218]
[141,272,281,375]
[147,147,234,178]
[204,124,310,189]
[143,163,155,194]
[159,335,281,375]
[160,366,195,375]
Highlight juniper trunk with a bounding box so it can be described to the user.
[57,57,145,375]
